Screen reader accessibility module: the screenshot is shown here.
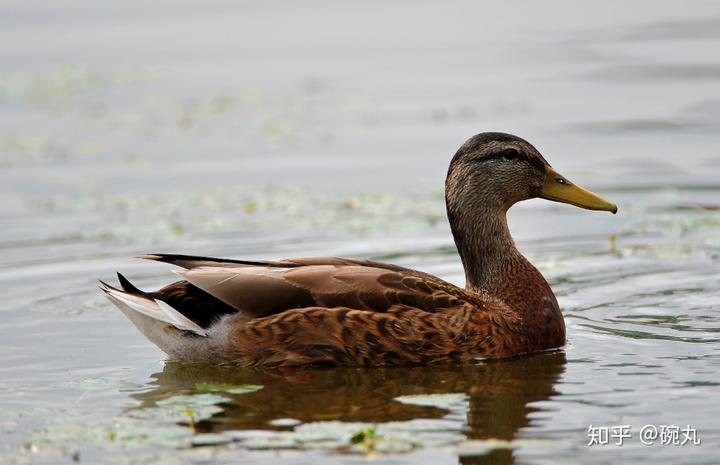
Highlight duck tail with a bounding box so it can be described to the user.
[116,272,145,295]
[99,274,207,358]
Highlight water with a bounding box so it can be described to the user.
[1,1,719,463]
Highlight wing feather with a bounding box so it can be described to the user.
[169,259,469,319]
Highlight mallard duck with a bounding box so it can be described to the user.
[100,132,616,366]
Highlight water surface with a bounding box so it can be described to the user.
[1,1,719,464]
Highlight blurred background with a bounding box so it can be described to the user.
[1,1,719,464]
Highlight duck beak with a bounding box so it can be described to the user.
[539,167,617,214]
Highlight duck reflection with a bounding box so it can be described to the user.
[132,351,565,464]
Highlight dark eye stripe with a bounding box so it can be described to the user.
[501,148,519,160]
[481,150,527,163]
[476,149,546,173]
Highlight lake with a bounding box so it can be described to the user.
[1,1,719,463]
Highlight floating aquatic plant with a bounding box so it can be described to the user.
[194,383,263,394]
[394,393,468,409]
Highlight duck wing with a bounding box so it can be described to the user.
[140,254,471,319]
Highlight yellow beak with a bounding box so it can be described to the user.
[539,167,617,214]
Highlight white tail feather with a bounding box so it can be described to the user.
[155,299,207,336]
[101,282,216,362]
[106,291,174,325]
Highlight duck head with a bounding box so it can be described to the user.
[446,132,617,215]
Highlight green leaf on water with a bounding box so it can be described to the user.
[128,394,228,424]
[350,427,376,444]
[394,393,467,409]
[191,433,233,446]
[195,383,264,394]
[55,378,142,391]
[156,393,229,407]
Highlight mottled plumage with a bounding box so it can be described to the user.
[101,132,617,366]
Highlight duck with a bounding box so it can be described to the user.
[100,132,617,366]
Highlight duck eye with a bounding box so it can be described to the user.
[501,148,519,161]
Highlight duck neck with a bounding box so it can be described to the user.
[447,204,523,293]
